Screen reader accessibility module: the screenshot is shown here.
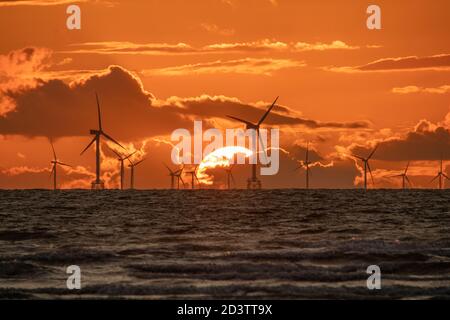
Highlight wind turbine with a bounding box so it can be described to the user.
[227,96,279,189]
[430,159,449,190]
[352,145,378,191]
[81,93,125,190]
[111,150,136,190]
[186,165,200,190]
[391,161,412,190]
[164,163,185,189]
[49,141,71,190]
[295,142,311,189]
[224,165,236,190]
[128,158,146,190]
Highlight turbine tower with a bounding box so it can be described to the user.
[227,96,279,190]
[391,161,412,190]
[224,165,236,190]
[352,145,378,191]
[81,93,125,190]
[186,165,200,190]
[128,158,145,190]
[295,142,311,189]
[430,159,449,190]
[164,163,185,189]
[112,150,136,190]
[49,141,71,190]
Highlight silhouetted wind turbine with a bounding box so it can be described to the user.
[128,158,145,190]
[391,161,412,190]
[227,96,279,189]
[112,149,136,190]
[164,163,185,189]
[186,165,200,190]
[49,140,71,190]
[295,142,311,189]
[352,145,378,191]
[430,158,449,190]
[224,165,236,190]
[81,93,125,190]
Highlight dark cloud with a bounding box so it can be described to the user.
[0,65,369,139]
[351,120,450,161]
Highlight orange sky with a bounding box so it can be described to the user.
[0,0,449,189]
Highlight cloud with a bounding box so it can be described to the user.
[294,40,359,52]
[142,58,305,76]
[0,47,53,114]
[392,85,450,94]
[203,39,289,52]
[63,39,372,56]
[326,54,450,73]
[200,23,235,36]
[349,115,450,161]
[63,42,196,55]
[0,64,370,140]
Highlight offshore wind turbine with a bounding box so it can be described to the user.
[295,142,311,189]
[128,158,145,190]
[391,161,412,190]
[112,150,136,190]
[164,163,185,189]
[224,165,236,190]
[186,165,200,190]
[430,159,449,190]
[49,141,71,190]
[227,96,279,189]
[352,145,378,191]
[81,93,125,190]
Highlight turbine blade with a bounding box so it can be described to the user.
[134,158,146,167]
[405,175,413,186]
[430,175,439,184]
[95,92,102,131]
[226,115,255,127]
[124,151,137,160]
[163,162,174,174]
[179,176,186,187]
[80,137,96,155]
[257,96,279,126]
[49,165,55,178]
[101,132,125,149]
[110,148,122,159]
[404,161,410,175]
[57,162,72,168]
[231,172,236,185]
[367,161,375,186]
[367,144,379,160]
[305,142,309,163]
[50,140,57,160]
[352,154,365,161]
[443,173,450,180]
[257,128,267,159]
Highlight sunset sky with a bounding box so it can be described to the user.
[0,0,449,189]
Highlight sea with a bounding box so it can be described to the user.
[0,189,449,299]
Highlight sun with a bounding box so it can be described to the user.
[197,146,253,185]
